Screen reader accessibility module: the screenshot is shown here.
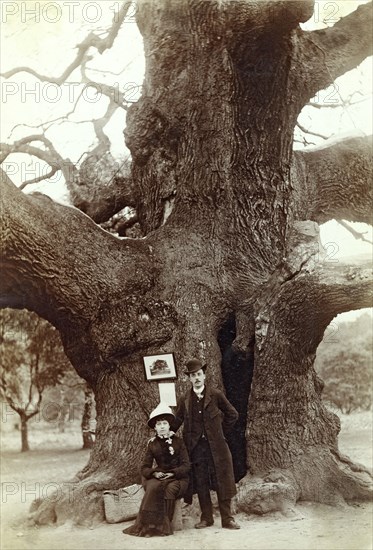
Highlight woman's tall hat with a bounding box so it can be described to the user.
[147,403,175,429]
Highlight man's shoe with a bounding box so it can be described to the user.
[222,519,240,530]
[194,520,213,529]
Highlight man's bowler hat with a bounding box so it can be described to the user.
[184,358,207,375]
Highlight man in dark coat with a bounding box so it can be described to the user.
[173,358,240,530]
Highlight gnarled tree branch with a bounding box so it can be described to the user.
[295,1,373,102]
[0,135,78,188]
[0,2,132,84]
[283,259,373,351]
[311,259,373,316]
[269,0,315,28]
[67,154,136,223]
[337,220,373,245]
[0,175,178,385]
[292,135,373,224]
[1,136,136,223]
[258,220,372,360]
[1,1,137,221]
[0,175,153,318]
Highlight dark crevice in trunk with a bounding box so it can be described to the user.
[218,314,254,482]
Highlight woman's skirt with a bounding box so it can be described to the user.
[122,478,186,537]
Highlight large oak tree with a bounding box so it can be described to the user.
[1,0,372,526]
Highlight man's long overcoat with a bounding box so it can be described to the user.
[173,386,238,503]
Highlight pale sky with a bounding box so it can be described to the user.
[1,1,372,323]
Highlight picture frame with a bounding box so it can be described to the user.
[143,353,177,381]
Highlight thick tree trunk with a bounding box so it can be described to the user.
[1,0,372,526]
[238,234,372,513]
[20,415,30,453]
[81,385,95,450]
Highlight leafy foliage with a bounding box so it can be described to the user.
[0,309,70,401]
[315,313,373,413]
[0,309,72,449]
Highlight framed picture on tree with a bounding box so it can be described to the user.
[143,353,177,381]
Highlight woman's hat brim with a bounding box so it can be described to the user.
[148,413,175,429]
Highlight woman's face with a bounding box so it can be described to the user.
[155,419,170,437]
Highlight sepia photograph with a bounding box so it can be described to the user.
[143,353,177,381]
[0,1,372,549]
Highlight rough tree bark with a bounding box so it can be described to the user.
[1,0,372,526]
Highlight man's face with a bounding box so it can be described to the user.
[189,368,206,390]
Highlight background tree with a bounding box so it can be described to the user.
[45,369,96,448]
[0,0,372,526]
[315,313,373,413]
[0,309,71,451]
[80,382,96,449]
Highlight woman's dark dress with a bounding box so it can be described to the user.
[123,433,190,537]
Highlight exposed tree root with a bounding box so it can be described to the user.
[28,444,373,527]
[236,448,373,516]
[236,469,300,516]
[28,472,124,527]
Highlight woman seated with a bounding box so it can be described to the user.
[123,404,190,537]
